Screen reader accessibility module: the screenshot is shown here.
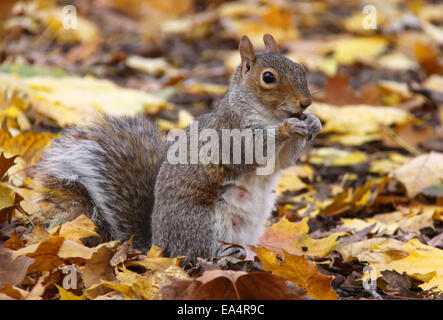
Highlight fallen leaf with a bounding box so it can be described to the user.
[275,166,311,196]
[0,153,17,179]
[0,73,168,127]
[254,247,338,300]
[3,231,26,250]
[55,284,86,300]
[341,238,443,293]
[53,214,100,243]
[309,147,368,167]
[259,217,343,258]
[57,239,96,260]
[328,36,389,65]
[394,152,443,197]
[308,103,412,146]
[0,247,35,286]
[12,235,65,273]
[161,269,305,300]
[81,246,116,289]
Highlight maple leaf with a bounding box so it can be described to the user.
[259,216,343,258]
[253,247,338,300]
[12,235,65,273]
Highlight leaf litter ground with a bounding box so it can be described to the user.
[0,0,443,300]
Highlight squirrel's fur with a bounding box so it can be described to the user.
[36,34,322,260]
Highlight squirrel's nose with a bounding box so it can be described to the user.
[300,97,312,110]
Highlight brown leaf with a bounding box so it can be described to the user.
[3,231,26,250]
[65,41,99,64]
[25,223,52,245]
[0,153,17,180]
[379,270,416,297]
[319,73,382,106]
[320,73,360,105]
[161,269,305,300]
[0,247,35,286]
[383,122,437,149]
[0,283,27,300]
[110,237,142,267]
[82,246,116,289]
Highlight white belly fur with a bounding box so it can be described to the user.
[214,171,281,249]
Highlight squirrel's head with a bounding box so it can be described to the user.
[237,34,312,118]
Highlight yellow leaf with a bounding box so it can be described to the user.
[183,82,227,96]
[125,256,180,272]
[0,131,58,164]
[33,7,100,44]
[55,285,86,300]
[0,182,16,211]
[0,74,168,127]
[52,214,99,243]
[254,247,338,300]
[343,12,386,33]
[329,37,389,65]
[177,110,194,130]
[308,103,412,136]
[376,52,419,71]
[126,56,180,77]
[87,267,158,300]
[259,217,343,258]
[24,223,52,245]
[57,240,96,260]
[309,147,368,166]
[369,152,410,175]
[218,3,299,46]
[147,245,165,257]
[275,166,309,196]
[338,237,408,264]
[345,238,443,293]
[423,74,443,93]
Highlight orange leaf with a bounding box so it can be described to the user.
[254,246,338,300]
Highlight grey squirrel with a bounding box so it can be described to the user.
[36,34,322,261]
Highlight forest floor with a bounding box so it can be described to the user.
[1,0,443,300]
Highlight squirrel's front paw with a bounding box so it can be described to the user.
[277,118,308,140]
[304,114,322,141]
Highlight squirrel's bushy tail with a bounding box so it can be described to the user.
[36,116,168,250]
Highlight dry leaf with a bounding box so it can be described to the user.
[162,269,304,300]
[254,247,338,300]
[0,247,35,286]
[12,235,65,273]
[394,152,443,197]
[259,217,343,258]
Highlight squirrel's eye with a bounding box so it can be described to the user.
[262,71,276,84]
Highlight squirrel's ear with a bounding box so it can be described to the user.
[263,34,279,54]
[239,35,256,74]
